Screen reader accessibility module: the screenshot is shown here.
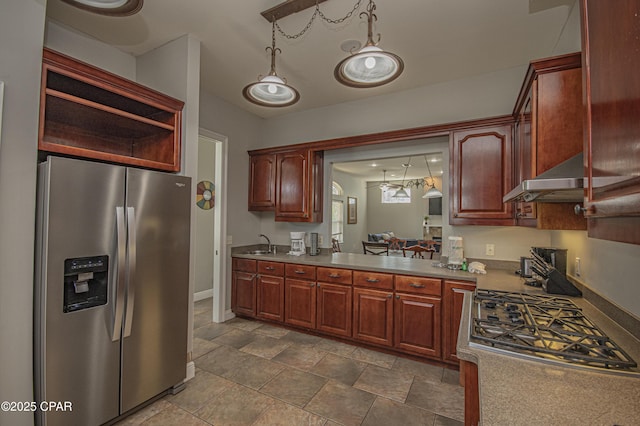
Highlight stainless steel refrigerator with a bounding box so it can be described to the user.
[34,156,191,425]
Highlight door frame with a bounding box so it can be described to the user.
[198,129,228,323]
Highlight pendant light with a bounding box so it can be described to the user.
[243,21,300,107]
[60,0,143,16]
[393,158,411,198]
[334,0,404,88]
[422,155,443,198]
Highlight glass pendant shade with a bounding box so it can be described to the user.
[335,45,403,88]
[61,0,143,15]
[393,187,409,198]
[243,74,300,107]
[422,184,443,198]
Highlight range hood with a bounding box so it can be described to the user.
[504,153,585,203]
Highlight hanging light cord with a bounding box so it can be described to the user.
[274,0,364,40]
[424,155,436,186]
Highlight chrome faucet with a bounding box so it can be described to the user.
[259,234,272,253]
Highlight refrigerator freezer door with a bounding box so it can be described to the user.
[35,157,124,426]
[120,167,191,412]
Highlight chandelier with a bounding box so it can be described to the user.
[392,155,443,199]
[245,0,403,107]
[60,0,143,16]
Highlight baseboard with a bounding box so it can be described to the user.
[194,289,213,302]
[224,309,236,321]
[185,361,195,382]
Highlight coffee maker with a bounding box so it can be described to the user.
[289,232,306,256]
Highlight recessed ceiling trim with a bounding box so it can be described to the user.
[60,0,143,16]
[261,0,328,22]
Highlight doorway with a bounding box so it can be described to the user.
[197,131,228,324]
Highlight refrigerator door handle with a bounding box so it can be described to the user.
[112,207,127,341]
[124,207,137,338]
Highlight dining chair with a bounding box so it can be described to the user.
[332,238,342,253]
[362,241,389,255]
[387,237,405,252]
[402,245,435,259]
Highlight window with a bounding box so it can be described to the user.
[381,187,411,203]
[332,181,344,196]
[332,200,344,243]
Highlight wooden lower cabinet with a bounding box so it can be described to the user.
[461,360,480,426]
[443,280,477,363]
[232,271,257,317]
[353,287,394,347]
[284,278,317,329]
[317,282,352,337]
[256,274,284,322]
[394,293,442,358]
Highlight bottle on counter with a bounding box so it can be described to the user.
[461,258,468,271]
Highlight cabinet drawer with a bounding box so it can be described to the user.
[233,258,257,273]
[353,271,393,290]
[395,275,441,296]
[258,261,284,276]
[285,263,316,280]
[317,267,352,285]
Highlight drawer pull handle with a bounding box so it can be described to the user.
[294,270,306,275]
[366,278,380,283]
[265,266,275,271]
[328,273,341,278]
[309,283,315,287]
[410,283,426,288]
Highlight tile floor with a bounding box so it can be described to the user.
[116,298,464,426]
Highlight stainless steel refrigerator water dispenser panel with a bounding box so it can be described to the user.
[63,255,109,313]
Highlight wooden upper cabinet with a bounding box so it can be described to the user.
[248,148,323,222]
[248,153,276,210]
[38,48,184,172]
[580,0,640,244]
[512,52,586,230]
[450,120,515,225]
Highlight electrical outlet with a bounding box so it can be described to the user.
[318,235,324,246]
[575,257,581,276]
[485,244,495,256]
[226,235,233,245]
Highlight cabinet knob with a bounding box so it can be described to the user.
[395,295,400,299]
[454,213,458,217]
[574,204,594,216]
[387,294,392,299]
[309,283,315,287]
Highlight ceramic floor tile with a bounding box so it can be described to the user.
[405,376,465,422]
[195,383,276,426]
[360,397,436,426]
[259,368,328,407]
[349,347,397,369]
[314,338,357,356]
[166,368,234,413]
[191,337,220,360]
[279,330,323,347]
[240,334,291,359]
[310,353,367,385]
[435,414,464,426]
[225,316,263,331]
[305,380,376,426]
[253,323,291,338]
[391,357,444,383]
[195,345,251,376]
[271,344,327,370]
[115,399,173,425]
[193,310,213,330]
[211,328,257,348]
[353,365,414,402]
[139,402,210,426]
[193,298,212,314]
[222,353,285,389]
[252,401,327,426]
[193,321,232,341]
[442,368,460,385]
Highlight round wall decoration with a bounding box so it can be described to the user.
[196,180,215,210]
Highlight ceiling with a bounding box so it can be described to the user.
[333,153,443,182]
[45,0,576,119]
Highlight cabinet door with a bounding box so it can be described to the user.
[581,0,640,244]
[232,271,256,317]
[394,293,441,358]
[450,123,515,225]
[442,280,476,363]
[248,154,276,210]
[317,282,352,338]
[275,150,311,220]
[284,278,317,329]
[256,274,284,322]
[353,288,393,347]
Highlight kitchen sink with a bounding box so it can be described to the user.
[245,250,270,255]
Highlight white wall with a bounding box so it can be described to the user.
[366,182,427,241]
[331,169,368,253]
[0,2,47,425]
[194,137,215,294]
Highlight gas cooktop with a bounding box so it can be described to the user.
[470,289,637,370]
